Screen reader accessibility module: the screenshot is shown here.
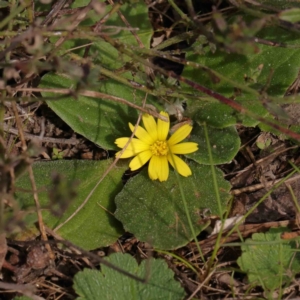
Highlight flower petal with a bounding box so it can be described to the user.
[148,155,159,180]
[142,113,158,141]
[115,149,136,158]
[167,153,192,177]
[157,111,170,141]
[169,142,198,154]
[149,156,169,182]
[167,124,192,146]
[115,137,130,148]
[158,156,169,181]
[129,150,152,171]
[128,123,154,145]
[115,138,150,159]
[115,138,149,153]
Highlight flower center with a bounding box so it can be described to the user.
[150,140,169,156]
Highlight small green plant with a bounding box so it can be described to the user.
[237,227,300,298]
[52,147,64,160]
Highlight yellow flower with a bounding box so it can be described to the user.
[115,111,198,182]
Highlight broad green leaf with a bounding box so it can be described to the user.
[73,253,186,300]
[15,160,126,250]
[237,227,300,292]
[183,24,300,128]
[41,73,159,150]
[279,8,300,23]
[187,123,240,164]
[115,161,231,250]
[187,101,237,128]
[188,99,267,128]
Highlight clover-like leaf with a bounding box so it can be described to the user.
[237,227,300,292]
[73,253,186,300]
[115,161,231,250]
[15,160,126,250]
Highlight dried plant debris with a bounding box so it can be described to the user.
[2,0,300,299]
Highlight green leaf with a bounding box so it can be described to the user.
[0,1,9,8]
[183,24,300,127]
[279,8,300,23]
[115,161,231,250]
[237,227,300,292]
[40,2,155,150]
[187,101,238,128]
[13,297,32,300]
[187,123,240,164]
[41,74,161,150]
[73,253,186,300]
[187,99,266,128]
[15,160,126,250]
[257,0,300,9]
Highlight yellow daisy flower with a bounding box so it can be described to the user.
[115,111,198,182]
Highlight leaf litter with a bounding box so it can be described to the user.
[2,0,300,299]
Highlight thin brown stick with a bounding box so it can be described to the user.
[41,0,69,26]
[54,4,92,49]
[231,173,300,195]
[11,102,54,260]
[106,0,154,80]
[107,0,143,45]
[0,282,44,300]
[186,269,215,300]
[12,87,168,122]
[3,124,79,145]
